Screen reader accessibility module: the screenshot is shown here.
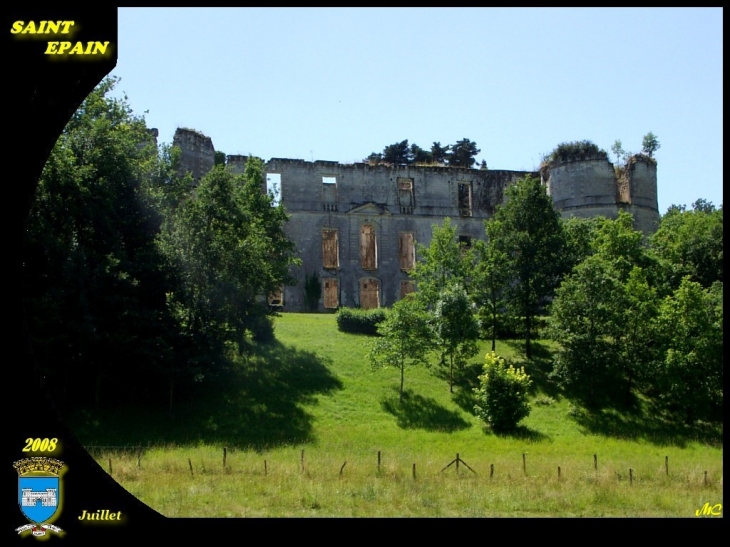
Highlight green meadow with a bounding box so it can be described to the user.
[71,313,723,517]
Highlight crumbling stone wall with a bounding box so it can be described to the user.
[172,128,215,184]
[171,128,659,311]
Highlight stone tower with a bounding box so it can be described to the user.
[172,128,215,184]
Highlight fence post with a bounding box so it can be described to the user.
[490,464,494,479]
[378,451,381,473]
[594,454,597,472]
[665,456,668,476]
[137,449,142,469]
[456,453,460,473]
[558,466,561,480]
[412,463,416,480]
[629,468,633,485]
[108,458,112,476]
[223,447,227,468]
[301,449,305,474]
[188,458,194,478]
[522,453,526,475]
[264,460,267,476]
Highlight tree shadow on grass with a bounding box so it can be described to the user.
[503,339,563,400]
[69,339,343,450]
[568,401,723,448]
[492,424,551,442]
[381,388,470,432]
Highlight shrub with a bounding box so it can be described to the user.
[474,352,532,432]
[547,140,608,164]
[336,307,387,335]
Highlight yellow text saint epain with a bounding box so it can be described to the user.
[10,21,109,56]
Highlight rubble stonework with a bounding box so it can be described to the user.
[172,128,659,311]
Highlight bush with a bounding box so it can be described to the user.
[474,352,532,432]
[547,140,608,164]
[336,307,387,335]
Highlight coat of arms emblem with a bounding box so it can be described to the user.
[14,457,65,537]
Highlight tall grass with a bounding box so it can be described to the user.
[74,313,723,517]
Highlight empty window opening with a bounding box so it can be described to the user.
[360,278,380,310]
[323,278,339,309]
[400,280,416,299]
[458,182,472,217]
[322,229,339,269]
[458,235,473,248]
[398,177,414,214]
[322,176,337,211]
[399,232,415,271]
[360,224,377,270]
[266,173,281,206]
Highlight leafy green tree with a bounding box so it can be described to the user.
[411,218,472,308]
[611,139,625,164]
[641,132,660,157]
[382,140,411,165]
[650,200,723,290]
[161,158,298,356]
[472,219,510,351]
[549,214,661,406]
[431,142,450,164]
[304,271,322,312]
[473,352,532,432]
[492,175,566,358]
[654,278,723,422]
[431,284,480,393]
[410,143,433,164]
[369,296,432,402]
[23,76,180,406]
[448,138,481,168]
[548,255,626,406]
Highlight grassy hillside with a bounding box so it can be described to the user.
[70,313,723,517]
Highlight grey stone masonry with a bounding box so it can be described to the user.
[172,128,659,311]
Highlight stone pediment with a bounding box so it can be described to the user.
[346,202,391,215]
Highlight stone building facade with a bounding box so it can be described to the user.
[172,128,659,312]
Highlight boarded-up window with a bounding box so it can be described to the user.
[398,177,414,213]
[399,232,415,271]
[458,182,472,217]
[400,281,415,299]
[323,278,339,309]
[360,224,377,270]
[360,278,380,310]
[322,229,339,269]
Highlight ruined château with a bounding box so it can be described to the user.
[171,127,659,312]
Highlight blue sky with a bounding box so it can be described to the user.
[110,8,723,214]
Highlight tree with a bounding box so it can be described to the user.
[549,214,661,407]
[548,255,627,406]
[448,138,481,168]
[369,296,432,402]
[410,218,472,308]
[611,139,625,164]
[304,271,322,312]
[382,140,411,165]
[472,220,510,351]
[23,76,181,407]
[492,175,565,359]
[474,352,532,432]
[641,132,660,157]
[410,143,433,164]
[431,284,480,393]
[431,142,450,165]
[161,158,299,356]
[654,278,723,422]
[650,200,723,290]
